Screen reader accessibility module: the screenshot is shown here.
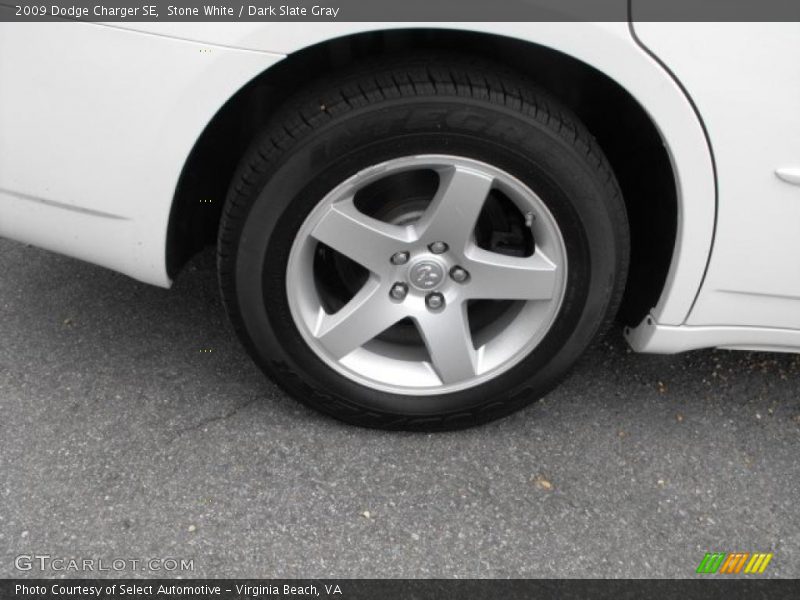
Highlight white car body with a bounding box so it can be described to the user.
[1,21,799,354]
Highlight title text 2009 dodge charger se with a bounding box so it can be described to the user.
[1,22,799,429]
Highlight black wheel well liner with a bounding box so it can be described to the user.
[167,28,677,325]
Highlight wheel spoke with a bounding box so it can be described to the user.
[313,280,405,359]
[310,198,413,273]
[415,302,478,384]
[415,165,494,251]
[464,247,559,301]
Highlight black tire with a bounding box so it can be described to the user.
[218,55,629,431]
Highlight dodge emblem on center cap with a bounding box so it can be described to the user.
[410,261,445,290]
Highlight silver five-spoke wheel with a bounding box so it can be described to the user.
[286,155,568,395]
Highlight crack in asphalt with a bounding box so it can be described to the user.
[171,396,260,440]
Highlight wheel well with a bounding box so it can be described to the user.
[168,28,677,325]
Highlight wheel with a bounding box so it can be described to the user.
[218,56,629,430]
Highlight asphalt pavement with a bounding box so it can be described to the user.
[1,237,799,578]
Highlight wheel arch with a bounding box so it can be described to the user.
[167,24,714,326]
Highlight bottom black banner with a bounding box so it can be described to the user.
[2,579,799,600]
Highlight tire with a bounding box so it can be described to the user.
[218,55,629,431]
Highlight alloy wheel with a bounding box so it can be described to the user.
[286,155,568,395]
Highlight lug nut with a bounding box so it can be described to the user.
[450,266,469,283]
[425,292,445,310]
[389,282,408,301]
[390,251,409,265]
[429,241,448,254]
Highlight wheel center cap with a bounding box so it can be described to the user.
[408,259,446,291]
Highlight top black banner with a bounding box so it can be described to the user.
[2,0,800,22]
